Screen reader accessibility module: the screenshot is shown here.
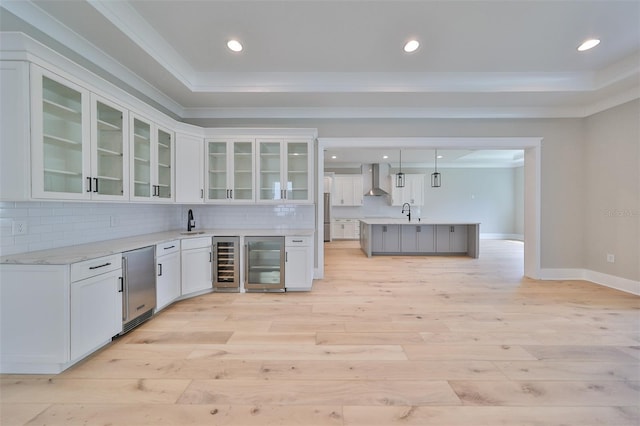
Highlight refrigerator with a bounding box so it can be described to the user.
[324,192,331,242]
[245,236,285,291]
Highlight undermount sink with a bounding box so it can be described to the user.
[180,231,205,235]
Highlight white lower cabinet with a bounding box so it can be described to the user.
[285,236,313,291]
[181,237,213,295]
[0,253,123,374]
[70,267,123,361]
[156,240,181,311]
[332,219,360,240]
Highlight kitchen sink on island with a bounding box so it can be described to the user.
[359,218,480,258]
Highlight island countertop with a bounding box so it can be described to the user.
[359,218,481,225]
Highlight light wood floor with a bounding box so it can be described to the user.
[2,240,639,425]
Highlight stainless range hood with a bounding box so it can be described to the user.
[365,164,389,196]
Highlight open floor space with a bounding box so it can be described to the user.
[2,240,639,425]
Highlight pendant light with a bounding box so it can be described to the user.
[431,149,441,187]
[395,149,405,188]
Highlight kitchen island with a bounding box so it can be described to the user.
[359,218,479,258]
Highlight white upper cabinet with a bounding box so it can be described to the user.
[332,175,363,206]
[390,174,425,206]
[256,139,313,204]
[31,65,91,199]
[31,65,129,201]
[205,139,255,203]
[129,114,174,202]
[175,133,204,203]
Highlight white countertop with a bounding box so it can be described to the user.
[360,218,481,225]
[0,228,314,266]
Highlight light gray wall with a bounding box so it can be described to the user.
[514,166,525,237]
[331,167,520,237]
[584,100,640,281]
[188,116,588,270]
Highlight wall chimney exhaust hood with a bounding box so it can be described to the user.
[365,164,389,196]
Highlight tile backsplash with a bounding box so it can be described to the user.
[0,202,316,257]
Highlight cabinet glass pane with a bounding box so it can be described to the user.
[233,142,253,200]
[157,129,172,198]
[286,142,308,200]
[42,76,84,194]
[133,118,151,197]
[95,101,124,196]
[259,142,282,201]
[208,142,227,200]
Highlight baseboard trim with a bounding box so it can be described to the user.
[539,268,640,296]
[480,233,523,241]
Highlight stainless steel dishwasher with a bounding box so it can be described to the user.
[121,246,156,334]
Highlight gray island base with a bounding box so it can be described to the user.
[359,219,479,258]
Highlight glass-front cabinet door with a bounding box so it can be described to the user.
[206,140,254,203]
[206,140,228,201]
[131,116,152,199]
[232,141,254,202]
[91,95,128,200]
[130,115,174,202]
[257,140,283,202]
[156,127,173,200]
[31,66,91,199]
[286,141,311,202]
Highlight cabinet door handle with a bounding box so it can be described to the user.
[93,177,99,193]
[89,262,111,270]
[292,239,303,243]
[450,226,454,233]
[86,177,92,192]
[201,189,204,199]
[164,245,175,250]
[118,277,124,293]
[383,226,387,232]
[209,251,212,262]
[158,263,163,276]
[285,251,288,262]
[230,189,233,199]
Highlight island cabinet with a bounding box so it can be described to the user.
[360,219,479,258]
[436,225,468,253]
[401,224,435,253]
[371,225,401,253]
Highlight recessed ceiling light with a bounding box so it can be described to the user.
[577,38,600,52]
[331,155,337,159]
[403,39,420,53]
[437,155,443,159]
[383,155,389,159]
[227,39,243,52]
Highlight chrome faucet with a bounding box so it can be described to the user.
[401,203,411,222]
[187,209,195,231]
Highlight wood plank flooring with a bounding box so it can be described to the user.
[2,240,639,425]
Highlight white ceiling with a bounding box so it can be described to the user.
[2,0,639,120]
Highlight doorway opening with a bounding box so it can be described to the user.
[315,137,541,280]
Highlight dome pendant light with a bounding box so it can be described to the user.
[396,149,405,188]
[431,149,441,188]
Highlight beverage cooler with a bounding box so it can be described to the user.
[212,237,240,291]
[245,236,285,291]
